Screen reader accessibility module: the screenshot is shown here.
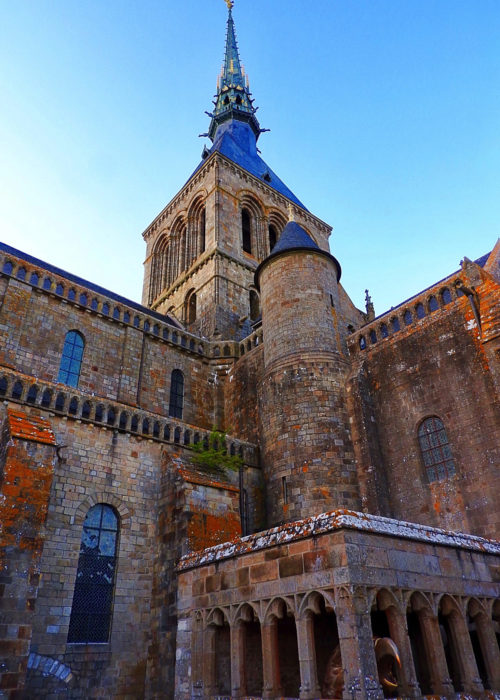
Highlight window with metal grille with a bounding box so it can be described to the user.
[169,369,184,419]
[418,417,456,482]
[68,504,119,644]
[57,331,84,388]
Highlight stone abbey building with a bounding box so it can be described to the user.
[1,5,499,699]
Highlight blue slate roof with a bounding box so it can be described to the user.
[0,242,180,327]
[271,221,319,254]
[191,120,307,209]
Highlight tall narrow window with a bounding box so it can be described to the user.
[57,331,85,387]
[418,417,456,482]
[169,369,184,419]
[242,208,252,254]
[269,224,278,251]
[249,290,260,321]
[185,290,197,324]
[200,207,206,253]
[68,504,119,643]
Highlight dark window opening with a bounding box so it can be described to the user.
[186,291,197,324]
[30,272,39,285]
[17,267,26,281]
[391,317,400,332]
[428,295,439,312]
[69,397,78,415]
[95,405,104,422]
[12,381,23,400]
[56,283,64,295]
[0,377,7,396]
[67,504,119,643]
[68,288,76,301]
[418,416,456,482]
[169,369,184,420]
[200,208,206,252]
[2,261,13,274]
[27,385,38,404]
[41,389,52,408]
[380,323,389,338]
[102,303,109,315]
[359,336,366,350]
[82,402,91,420]
[269,224,278,251]
[416,303,426,319]
[91,298,98,311]
[369,329,377,344]
[249,290,260,321]
[55,393,65,412]
[442,288,452,305]
[282,475,288,504]
[43,277,52,290]
[242,208,252,254]
[404,310,413,326]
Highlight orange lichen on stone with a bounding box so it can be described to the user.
[7,408,56,445]
[187,510,241,552]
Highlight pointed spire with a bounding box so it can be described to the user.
[208,2,261,142]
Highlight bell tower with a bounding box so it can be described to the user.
[141,2,332,340]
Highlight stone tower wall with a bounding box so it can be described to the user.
[258,249,360,526]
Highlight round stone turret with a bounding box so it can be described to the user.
[255,221,360,526]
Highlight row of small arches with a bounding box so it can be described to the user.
[239,328,263,355]
[1,375,244,455]
[358,286,459,350]
[2,259,205,352]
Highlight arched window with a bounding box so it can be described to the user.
[57,331,85,388]
[416,303,426,319]
[249,290,260,321]
[404,310,413,326]
[242,208,252,254]
[418,417,456,482]
[269,224,278,251]
[169,369,184,419]
[441,288,452,305]
[428,296,439,312]
[67,504,119,643]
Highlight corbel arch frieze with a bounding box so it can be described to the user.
[205,606,230,628]
[438,593,467,619]
[231,601,260,626]
[375,587,405,614]
[407,590,437,616]
[262,595,295,624]
[297,588,336,619]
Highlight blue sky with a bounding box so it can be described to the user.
[1,0,499,314]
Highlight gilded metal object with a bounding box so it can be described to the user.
[224,0,234,9]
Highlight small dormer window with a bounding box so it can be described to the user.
[224,96,229,105]
[235,94,242,105]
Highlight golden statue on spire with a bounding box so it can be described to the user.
[225,0,234,9]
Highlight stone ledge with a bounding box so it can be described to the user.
[177,508,500,571]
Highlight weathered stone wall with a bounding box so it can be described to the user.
[348,264,500,540]
[257,248,360,526]
[0,408,57,697]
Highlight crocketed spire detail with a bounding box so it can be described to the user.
[207,3,261,141]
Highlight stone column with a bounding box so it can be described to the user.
[191,611,204,699]
[446,612,484,694]
[202,625,217,698]
[474,613,500,690]
[261,620,282,699]
[295,613,321,700]
[335,588,384,700]
[230,622,247,698]
[384,606,421,697]
[418,609,454,697]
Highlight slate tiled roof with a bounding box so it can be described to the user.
[0,242,180,327]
